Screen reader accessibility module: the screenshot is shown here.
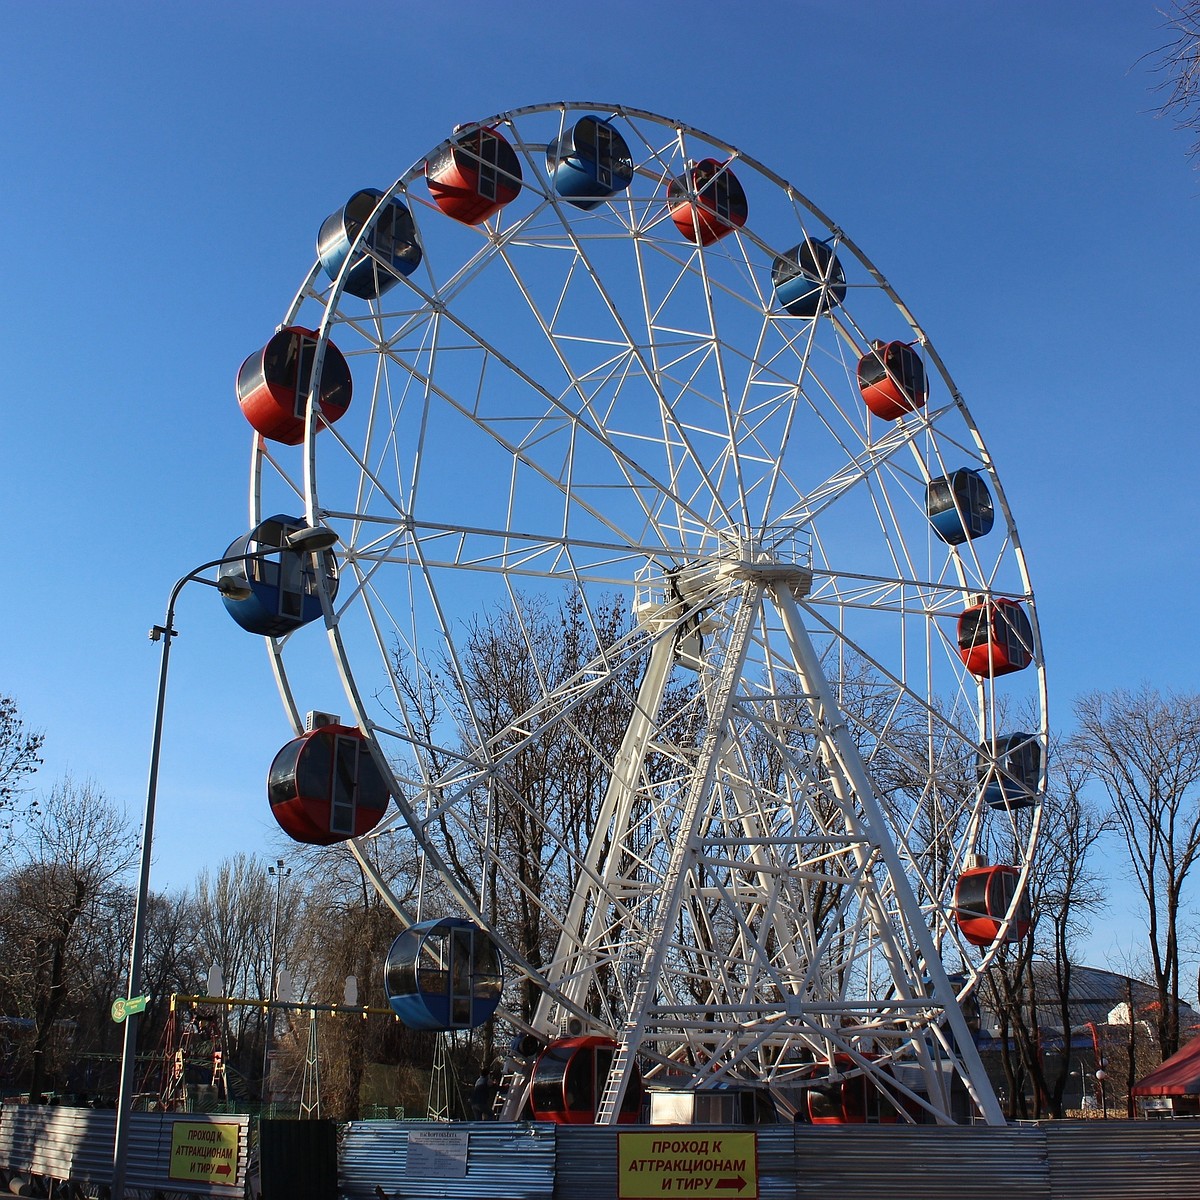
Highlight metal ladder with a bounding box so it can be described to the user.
[594,586,759,1125]
[494,1057,535,1120]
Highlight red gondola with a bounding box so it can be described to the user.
[236,327,352,446]
[267,723,390,845]
[956,597,1034,678]
[857,340,928,420]
[426,126,522,226]
[666,158,748,246]
[954,865,1030,947]
[529,1035,643,1124]
[799,1054,907,1124]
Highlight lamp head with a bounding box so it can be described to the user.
[285,525,338,553]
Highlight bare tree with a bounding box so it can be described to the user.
[1073,686,1200,1056]
[981,744,1112,1118]
[1147,2,1200,163]
[0,778,135,1098]
[192,853,275,1087]
[284,840,423,1119]
[0,694,43,825]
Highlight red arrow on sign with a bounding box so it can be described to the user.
[715,1177,746,1191]
[215,1164,231,1177]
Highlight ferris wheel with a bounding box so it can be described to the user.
[232,103,1045,1126]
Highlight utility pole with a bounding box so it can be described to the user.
[262,858,290,1106]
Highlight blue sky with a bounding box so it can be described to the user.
[2,2,1197,986]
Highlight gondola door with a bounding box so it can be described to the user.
[476,133,499,203]
[594,119,613,190]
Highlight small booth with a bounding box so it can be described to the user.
[529,1035,643,1124]
[1132,1037,1200,1117]
[772,238,847,317]
[666,158,748,245]
[977,732,1041,810]
[857,340,928,419]
[219,515,338,636]
[956,597,1034,678]
[267,723,390,845]
[317,188,422,299]
[954,864,1031,947]
[384,917,503,1031]
[426,127,522,225]
[546,115,634,209]
[927,469,995,545]
[236,326,352,445]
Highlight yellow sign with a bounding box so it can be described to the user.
[618,1131,757,1198]
[168,1121,240,1184]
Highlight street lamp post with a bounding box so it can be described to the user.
[110,526,337,1200]
[1095,1065,1108,1119]
[262,857,291,1106]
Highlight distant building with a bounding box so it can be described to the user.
[972,961,1199,1115]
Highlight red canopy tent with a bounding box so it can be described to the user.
[1132,1037,1200,1100]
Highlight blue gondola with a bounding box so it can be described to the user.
[384,918,502,1031]
[977,732,1041,810]
[927,469,995,545]
[317,189,422,300]
[219,515,339,636]
[546,115,634,210]
[772,238,847,317]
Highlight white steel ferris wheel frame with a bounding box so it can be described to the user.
[247,102,1045,1126]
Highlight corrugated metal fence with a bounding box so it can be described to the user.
[3,1110,1197,1199]
[340,1119,1200,1200]
[0,1104,249,1197]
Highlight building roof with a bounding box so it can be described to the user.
[979,962,1199,1035]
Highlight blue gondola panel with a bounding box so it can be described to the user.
[317,189,422,300]
[384,918,503,1031]
[927,469,995,545]
[219,515,339,636]
[978,732,1041,810]
[772,238,847,317]
[546,115,634,210]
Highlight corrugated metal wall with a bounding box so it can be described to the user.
[341,1119,1200,1200]
[0,1104,249,1197]
[792,1125,1050,1200]
[6,1109,1199,1199]
[339,1120,556,1200]
[1043,1121,1200,1200]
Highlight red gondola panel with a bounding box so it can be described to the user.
[529,1036,643,1124]
[666,159,748,246]
[426,127,522,226]
[236,327,352,446]
[857,340,928,420]
[956,598,1034,678]
[954,865,1030,947]
[267,724,390,845]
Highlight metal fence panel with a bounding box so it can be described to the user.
[792,1125,1050,1200]
[0,1104,248,1197]
[1043,1119,1200,1200]
[338,1121,556,1200]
